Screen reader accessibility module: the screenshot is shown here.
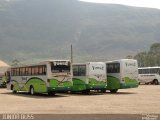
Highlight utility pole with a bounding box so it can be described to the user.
[71,44,73,64]
[71,44,73,76]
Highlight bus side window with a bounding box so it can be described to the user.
[115,63,120,73]
[31,67,35,75]
[28,67,32,76]
[12,68,16,76]
[39,66,43,75]
[42,65,47,75]
[22,67,25,76]
[73,65,78,76]
[138,69,141,74]
[25,67,29,76]
[6,71,11,83]
[78,65,86,76]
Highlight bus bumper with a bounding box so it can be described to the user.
[120,84,139,89]
[86,84,107,90]
[47,86,72,92]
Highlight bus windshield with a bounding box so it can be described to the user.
[51,61,70,73]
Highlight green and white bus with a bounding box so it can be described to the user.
[0,62,9,87]
[72,62,107,93]
[7,60,73,95]
[0,73,7,87]
[106,59,139,93]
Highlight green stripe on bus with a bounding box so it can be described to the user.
[121,77,139,88]
[25,78,47,93]
[107,76,121,90]
[72,78,87,91]
[107,76,139,90]
[72,78,106,91]
[11,78,72,93]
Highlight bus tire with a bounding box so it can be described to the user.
[48,91,56,96]
[153,79,159,85]
[30,86,35,95]
[101,89,106,93]
[110,89,118,93]
[82,90,90,94]
[11,85,17,93]
[71,91,76,94]
[13,90,17,93]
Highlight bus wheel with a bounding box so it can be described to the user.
[110,89,118,93]
[153,79,159,85]
[82,90,90,94]
[48,91,56,96]
[101,89,106,93]
[13,90,17,93]
[30,86,35,95]
[11,85,17,93]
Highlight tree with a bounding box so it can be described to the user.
[150,43,160,54]
[134,42,160,67]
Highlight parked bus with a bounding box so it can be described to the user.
[106,59,139,93]
[7,60,73,95]
[0,61,9,87]
[72,62,107,93]
[138,67,160,85]
[0,73,7,87]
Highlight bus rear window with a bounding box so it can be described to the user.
[107,63,120,73]
[51,62,70,73]
[73,65,86,76]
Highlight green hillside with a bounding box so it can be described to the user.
[0,0,160,64]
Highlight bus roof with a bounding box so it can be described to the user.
[42,60,70,62]
[73,62,105,66]
[40,60,70,64]
[106,59,137,63]
[11,60,71,68]
[138,66,160,69]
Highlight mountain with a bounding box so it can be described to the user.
[0,0,160,64]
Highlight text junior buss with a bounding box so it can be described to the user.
[2,114,34,120]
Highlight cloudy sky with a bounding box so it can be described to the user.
[79,0,160,9]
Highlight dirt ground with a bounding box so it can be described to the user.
[0,85,160,114]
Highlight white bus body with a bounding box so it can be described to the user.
[106,59,139,92]
[72,62,107,92]
[7,60,73,95]
[138,67,160,85]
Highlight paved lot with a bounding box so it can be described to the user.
[0,85,160,114]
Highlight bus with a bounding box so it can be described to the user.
[72,62,107,93]
[0,73,7,87]
[106,59,139,93]
[0,72,7,87]
[138,67,160,85]
[0,66,9,87]
[7,60,73,95]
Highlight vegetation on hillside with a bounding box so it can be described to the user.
[134,43,160,67]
